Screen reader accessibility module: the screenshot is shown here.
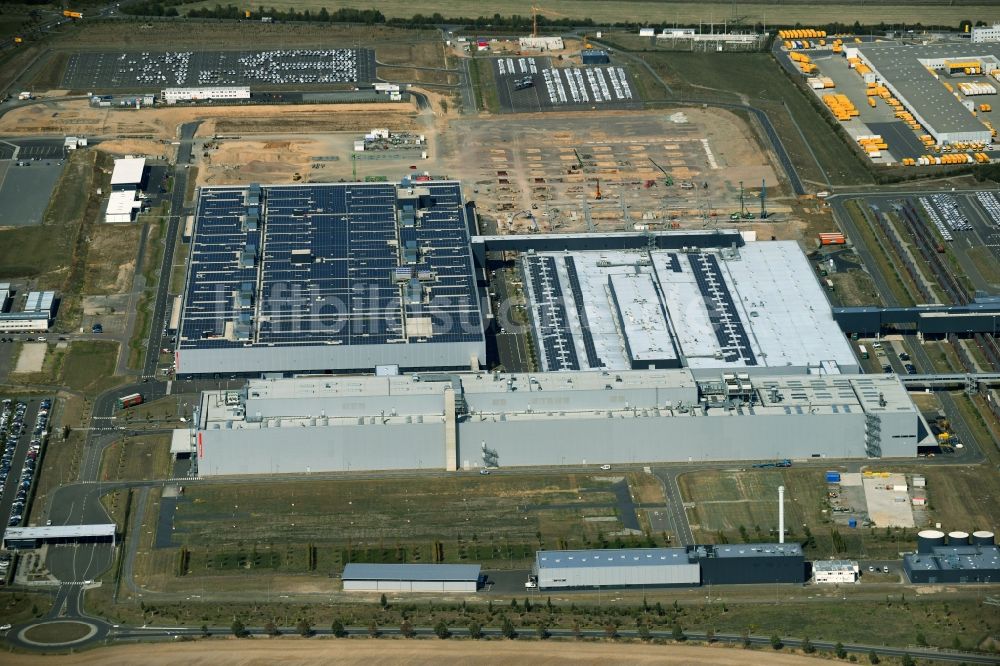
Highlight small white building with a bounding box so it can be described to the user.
[0,291,55,332]
[161,87,251,105]
[110,157,146,190]
[813,560,859,584]
[105,189,141,223]
[342,563,481,592]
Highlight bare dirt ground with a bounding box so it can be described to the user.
[4,639,831,665]
[0,100,418,140]
[12,343,46,374]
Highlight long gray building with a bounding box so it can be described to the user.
[190,369,929,476]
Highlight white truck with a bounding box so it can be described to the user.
[17,92,33,101]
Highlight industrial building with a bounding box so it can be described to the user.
[532,544,804,590]
[854,42,1000,144]
[972,23,1000,43]
[106,157,146,223]
[518,37,564,51]
[581,49,611,65]
[341,563,481,592]
[2,524,116,550]
[189,368,925,476]
[812,560,859,584]
[0,291,56,332]
[520,242,859,376]
[176,182,485,376]
[161,86,251,104]
[904,530,998,583]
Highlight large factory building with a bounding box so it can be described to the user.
[532,544,804,590]
[190,368,927,476]
[175,182,485,376]
[520,241,859,377]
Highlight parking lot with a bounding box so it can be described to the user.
[0,158,65,227]
[61,48,377,89]
[491,56,641,113]
[0,397,51,539]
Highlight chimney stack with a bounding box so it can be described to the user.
[778,485,785,544]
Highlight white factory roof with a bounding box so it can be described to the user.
[813,559,859,573]
[4,524,116,539]
[107,189,140,216]
[23,291,54,313]
[110,157,146,186]
[534,242,857,373]
[608,272,677,365]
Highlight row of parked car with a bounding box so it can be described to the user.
[2,398,50,528]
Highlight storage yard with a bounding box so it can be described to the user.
[61,48,376,89]
[490,56,640,112]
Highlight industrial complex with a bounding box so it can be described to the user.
[904,530,998,584]
[188,367,925,476]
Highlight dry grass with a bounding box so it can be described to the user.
[82,223,141,295]
[99,434,172,482]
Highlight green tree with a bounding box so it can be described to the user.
[468,621,483,639]
[501,616,516,639]
[536,622,550,639]
[524,598,532,612]
[771,633,784,650]
[952,635,962,650]
[200,624,210,637]
[230,619,245,638]
[741,628,751,648]
[901,654,914,666]
[572,621,583,640]
[604,624,619,639]
[368,620,379,638]
[868,650,880,664]
[802,636,815,654]
[510,598,518,610]
[915,631,927,647]
[380,593,388,609]
[705,627,716,643]
[264,620,279,636]
[296,619,312,637]
[672,623,685,641]
[637,623,651,642]
[835,641,847,659]
[331,619,347,637]
[434,620,451,639]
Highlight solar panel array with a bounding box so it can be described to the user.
[179,182,482,352]
[524,255,579,371]
[563,256,603,369]
[688,254,757,365]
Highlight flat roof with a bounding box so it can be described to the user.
[179,182,482,352]
[857,42,999,136]
[342,563,481,581]
[701,543,803,558]
[608,272,677,365]
[905,545,1000,572]
[110,157,146,186]
[525,242,857,373]
[23,291,54,313]
[4,524,116,539]
[107,189,139,215]
[537,548,692,569]
[813,560,858,572]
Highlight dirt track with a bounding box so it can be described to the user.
[7,639,832,665]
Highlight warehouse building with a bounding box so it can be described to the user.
[3,524,116,550]
[190,368,926,476]
[105,189,142,223]
[532,544,804,590]
[110,157,146,191]
[855,42,1000,144]
[813,560,859,584]
[581,49,611,65]
[972,23,1000,43]
[520,242,859,376]
[342,563,481,592]
[176,182,485,376]
[162,86,251,104]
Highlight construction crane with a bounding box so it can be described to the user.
[648,158,674,186]
[531,5,566,38]
[759,178,769,220]
[594,178,602,200]
[730,180,754,221]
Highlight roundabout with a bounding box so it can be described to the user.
[17,620,100,648]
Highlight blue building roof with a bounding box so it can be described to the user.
[905,545,1000,572]
[342,563,481,582]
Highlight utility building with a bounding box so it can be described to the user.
[904,544,1000,584]
[342,563,481,592]
[813,560,859,583]
[162,86,251,104]
[192,369,926,476]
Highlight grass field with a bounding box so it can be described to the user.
[10,341,121,396]
[679,468,925,559]
[99,434,172,482]
[637,52,873,187]
[181,1,1000,27]
[131,473,663,587]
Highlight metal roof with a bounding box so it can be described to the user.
[110,157,146,186]
[857,42,999,137]
[705,543,803,558]
[342,563,481,581]
[537,548,692,569]
[813,559,858,572]
[107,189,139,216]
[23,291,55,313]
[905,545,1000,572]
[4,524,116,539]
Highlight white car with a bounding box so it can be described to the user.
[600,464,611,470]
[0,624,11,631]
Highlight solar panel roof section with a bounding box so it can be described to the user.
[563,256,603,369]
[523,255,580,371]
[177,182,484,370]
[687,253,756,365]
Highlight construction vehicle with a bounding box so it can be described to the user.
[62,9,83,19]
[244,9,251,18]
[13,36,23,44]
[594,178,602,200]
[731,180,755,220]
[648,158,673,186]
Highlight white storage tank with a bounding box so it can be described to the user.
[918,529,946,553]
[948,530,970,545]
[971,530,995,546]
